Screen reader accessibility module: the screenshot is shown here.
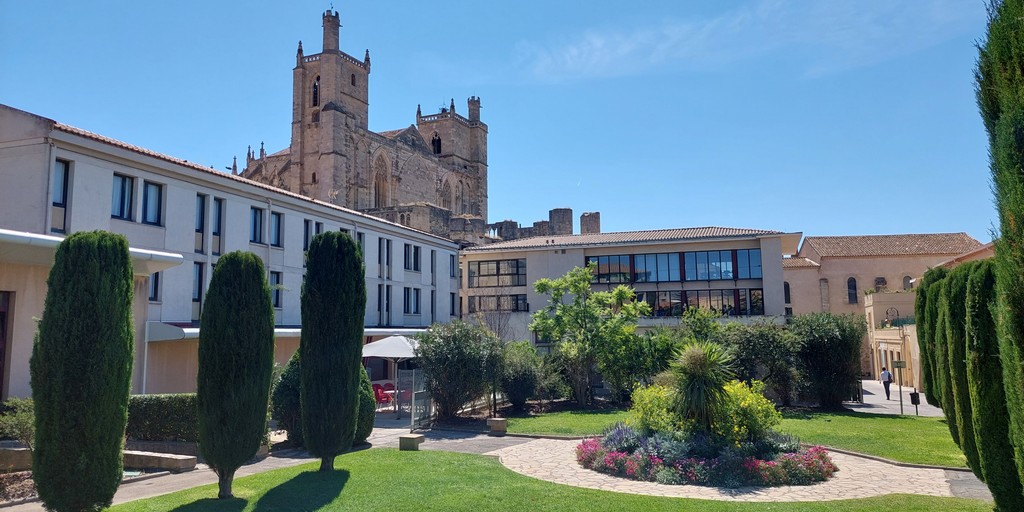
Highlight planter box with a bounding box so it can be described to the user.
[0,447,31,472]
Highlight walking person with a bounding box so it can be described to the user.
[880,367,894,400]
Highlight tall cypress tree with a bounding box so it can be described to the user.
[943,263,981,476]
[915,267,948,406]
[31,231,134,512]
[966,260,1024,511]
[301,231,366,471]
[197,251,275,499]
[933,279,960,450]
[977,0,1024,483]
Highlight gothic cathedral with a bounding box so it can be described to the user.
[242,10,491,245]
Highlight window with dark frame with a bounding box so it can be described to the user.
[404,244,421,271]
[270,212,283,247]
[250,207,265,244]
[468,259,527,288]
[586,255,630,283]
[633,253,681,282]
[195,194,206,254]
[211,197,224,255]
[450,292,457,316]
[270,271,283,308]
[312,76,320,107]
[467,294,529,313]
[874,277,887,292]
[192,262,204,322]
[784,281,791,304]
[111,174,134,220]
[450,254,457,278]
[403,287,421,314]
[51,160,70,233]
[142,181,163,226]
[148,272,160,302]
[847,277,858,304]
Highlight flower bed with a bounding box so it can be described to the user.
[575,424,838,488]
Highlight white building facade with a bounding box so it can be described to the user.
[0,104,459,397]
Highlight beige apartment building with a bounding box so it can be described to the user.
[784,233,984,376]
[459,224,801,344]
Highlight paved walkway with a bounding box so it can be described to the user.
[849,380,944,417]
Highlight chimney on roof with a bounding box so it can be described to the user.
[581,212,601,235]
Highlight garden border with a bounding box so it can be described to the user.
[0,471,170,510]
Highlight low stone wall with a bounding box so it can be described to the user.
[0,447,31,472]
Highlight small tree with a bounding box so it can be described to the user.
[966,260,1024,511]
[301,231,366,472]
[529,264,649,405]
[789,313,866,410]
[197,251,275,499]
[416,320,502,420]
[31,231,135,512]
[500,341,541,411]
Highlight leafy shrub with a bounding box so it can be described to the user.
[671,340,734,432]
[416,320,503,420]
[0,398,34,449]
[355,367,375,444]
[500,341,540,411]
[654,466,683,485]
[714,380,782,446]
[627,384,676,435]
[535,355,570,403]
[271,352,302,446]
[789,313,866,410]
[600,422,641,454]
[637,432,689,466]
[718,321,797,405]
[126,394,199,442]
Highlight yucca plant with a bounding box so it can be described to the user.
[671,340,734,433]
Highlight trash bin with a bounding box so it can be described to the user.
[909,392,920,405]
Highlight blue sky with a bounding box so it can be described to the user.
[0,1,994,242]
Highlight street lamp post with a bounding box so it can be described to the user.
[886,307,906,415]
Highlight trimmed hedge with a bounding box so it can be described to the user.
[966,260,1024,511]
[942,264,981,475]
[916,267,949,408]
[127,394,199,442]
[355,368,375,444]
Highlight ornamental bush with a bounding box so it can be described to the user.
[789,313,865,410]
[271,352,303,446]
[355,367,375,444]
[499,341,540,411]
[671,340,734,431]
[715,380,782,447]
[627,384,677,435]
[0,398,34,450]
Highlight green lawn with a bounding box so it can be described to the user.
[111,448,986,512]
[505,408,629,436]
[780,411,967,468]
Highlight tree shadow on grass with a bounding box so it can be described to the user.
[170,497,248,512]
[253,468,350,512]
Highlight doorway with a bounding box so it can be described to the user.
[0,292,10,399]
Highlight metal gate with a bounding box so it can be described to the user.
[397,369,432,430]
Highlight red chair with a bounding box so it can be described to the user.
[383,382,395,392]
[372,384,392,410]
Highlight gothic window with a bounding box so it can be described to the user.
[440,180,452,210]
[431,133,442,155]
[351,73,356,87]
[784,281,791,304]
[903,275,913,290]
[312,76,320,107]
[847,277,858,304]
[373,155,389,208]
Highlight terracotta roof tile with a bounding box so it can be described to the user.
[465,226,786,252]
[803,233,982,258]
[52,123,455,245]
[783,257,820,268]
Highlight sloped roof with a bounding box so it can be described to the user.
[49,123,455,245]
[782,257,820,269]
[802,233,982,258]
[465,226,788,252]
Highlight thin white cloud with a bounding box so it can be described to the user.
[514,0,983,82]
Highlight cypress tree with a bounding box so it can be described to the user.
[301,231,366,471]
[933,279,959,448]
[966,260,1024,511]
[943,263,982,475]
[197,251,275,499]
[916,267,947,406]
[31,231,135,512]
[977,0,1024,483]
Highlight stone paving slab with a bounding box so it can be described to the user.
[487,438,959,502]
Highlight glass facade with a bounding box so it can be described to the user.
[587,255,630,283]
[633,253,681,282]
[468,259,527,288]
[468,294,529,313]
